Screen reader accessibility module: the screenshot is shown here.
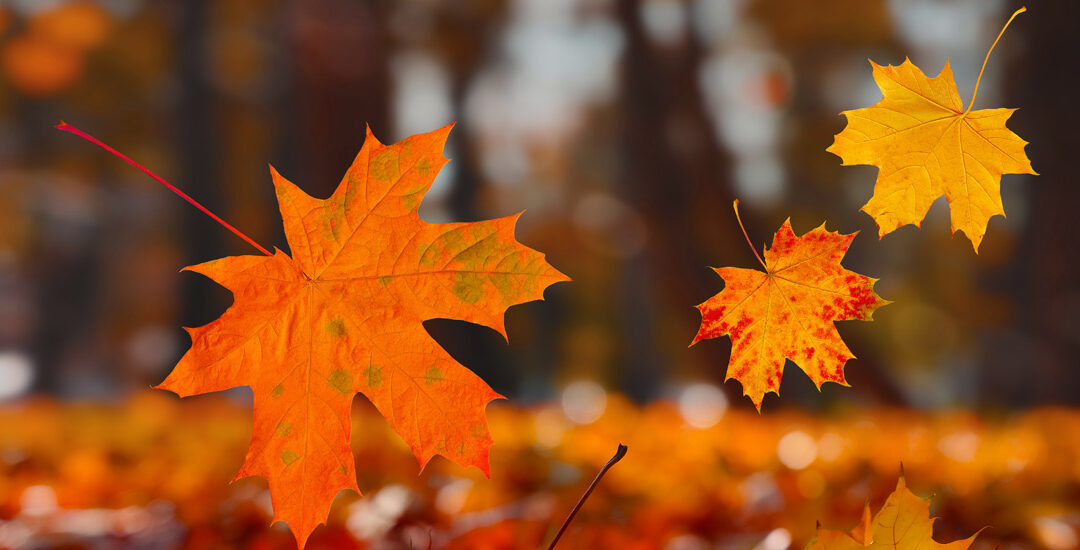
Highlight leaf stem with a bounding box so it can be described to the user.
[55,121,273,256]
[965,6,1026,115]
[546,443,628,550]
[733,200,767,270]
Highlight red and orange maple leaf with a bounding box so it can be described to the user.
[692,202,889,409]
[155,125,568,548]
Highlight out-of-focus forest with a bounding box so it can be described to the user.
[0,0,1078,549]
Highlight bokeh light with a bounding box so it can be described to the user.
[561,380,607,425]
[777,431,817,470]
[677,382,728,429]
[0,352,34,400]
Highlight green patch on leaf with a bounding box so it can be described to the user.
[272,383,285,398]
[275,421,292,438]
[439,228,468,257]
[416,157,432,176]
[364,365,383,388]
[419,243,439,267]
[328,369,352,395]
[424,366,444,385]
[326,318,346,338]
[452,229,498,266]
[281,450,300,467]
[452,272,485,304]
[370,149,399,182]
[488,273,516,299]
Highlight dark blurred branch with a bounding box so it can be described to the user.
[996,1,1080,405]
[176,0,227,329]
[289,0,390,199]
[546,443,628,550]
[615,0,743,401]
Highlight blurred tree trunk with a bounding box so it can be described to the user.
[615,0,743,401]
[993,1,1080,405]
[288,0,390,199]
[176,0,228,330]
[24,98,103,393]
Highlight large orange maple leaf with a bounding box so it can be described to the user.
[805,473,981,550]
[156,125,568,548]
[692,202,889,409]
[827,7,1035,252]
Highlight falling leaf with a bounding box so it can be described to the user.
[155,124,569,548]
[805,473,981,550]
[827,7,1035,252]
[691,201,889,409]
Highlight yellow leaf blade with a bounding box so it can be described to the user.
[828,57,1035,252]
[806,474,981,550]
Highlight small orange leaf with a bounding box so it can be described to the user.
[692,202,889,409]
[156,124,569,548]
[805,474,981,550]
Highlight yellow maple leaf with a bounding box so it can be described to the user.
[806,473,981,550]
[827,7,1035,252]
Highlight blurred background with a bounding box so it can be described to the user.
[0,0,1078,548]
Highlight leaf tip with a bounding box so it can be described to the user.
[968,235,983,254]
[151,380,182,398]
[688,329,706,348]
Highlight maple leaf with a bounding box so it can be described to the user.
[691,201,889,409]
[805,473,981,550]
[827,7,1035,252]
[155,124,569,548]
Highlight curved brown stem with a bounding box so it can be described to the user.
[545,444,628,550]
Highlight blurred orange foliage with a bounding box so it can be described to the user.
[0,1,111,97]
[0,393,1077,548]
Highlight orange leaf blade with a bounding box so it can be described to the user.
[157,125,568,548]
[693,219,889,409]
